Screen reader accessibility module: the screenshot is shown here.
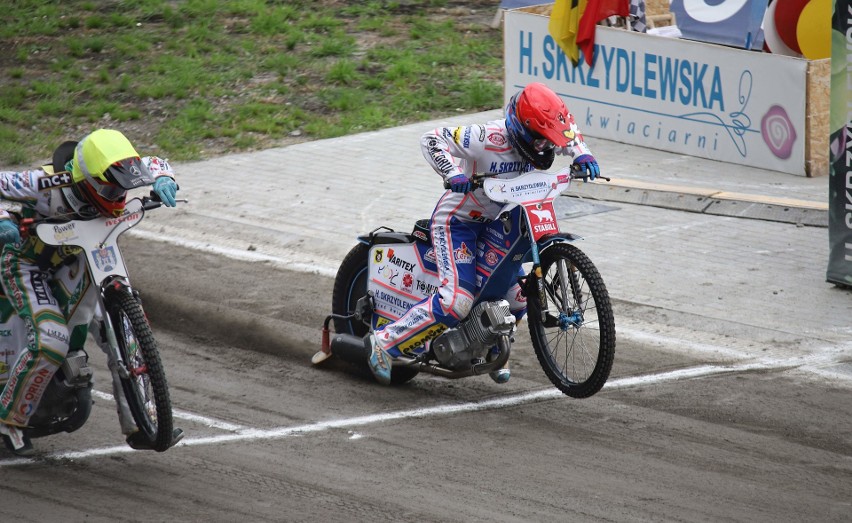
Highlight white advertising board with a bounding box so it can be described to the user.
[504,9,809,175]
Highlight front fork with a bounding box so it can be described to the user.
[526,241,578,327]
[93,277,138,435]
[528,240,549,323]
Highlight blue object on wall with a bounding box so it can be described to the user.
[669,0,767,50]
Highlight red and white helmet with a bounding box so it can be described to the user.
[505,83,575,169]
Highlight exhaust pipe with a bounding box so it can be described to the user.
[330,332,369,365]
[326,330,511,380]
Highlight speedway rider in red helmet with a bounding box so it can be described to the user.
[367,82,600,385]
[0,129,180,455]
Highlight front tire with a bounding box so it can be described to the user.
[527,243,615,398]
[106,288,175,451]
[331,243,419,385]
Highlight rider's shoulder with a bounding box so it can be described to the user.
[35,165,74,191]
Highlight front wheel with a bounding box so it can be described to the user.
[106,287,175,451]
[527,243,615,398]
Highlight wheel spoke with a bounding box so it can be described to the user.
[109,289,174,451]
[528,244,615,398]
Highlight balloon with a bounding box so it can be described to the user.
[774,0,810,54]
[763,0,802,56]
[796,0,830,59]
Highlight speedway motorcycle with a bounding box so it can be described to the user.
[313,166,616,398]
[0,194,182,453]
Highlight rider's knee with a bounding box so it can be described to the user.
[449,297,473,319]
[33,319,70,357]
[437,284,474,319]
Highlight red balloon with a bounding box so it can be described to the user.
[773,0,809,54]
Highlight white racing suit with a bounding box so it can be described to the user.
[376,118,592,357]
[0,158,174,434]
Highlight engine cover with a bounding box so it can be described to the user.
[432,300,515,369]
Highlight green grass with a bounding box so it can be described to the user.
[0,0,503,167]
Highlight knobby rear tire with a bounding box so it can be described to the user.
[106,288,174,451]
[527,243,616,398]
[331,242,419,385]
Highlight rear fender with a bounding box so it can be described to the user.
[357,230,413,246]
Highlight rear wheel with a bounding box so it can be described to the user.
[527,243,615,398]
[106,288,175,451]
[331,243,419,385]
[331,243,372,338]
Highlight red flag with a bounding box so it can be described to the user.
[576,0,629,66]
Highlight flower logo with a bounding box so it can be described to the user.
[761,105,797,159]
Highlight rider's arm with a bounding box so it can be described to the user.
[142,156,176,180]
[0,170,44,207]
[420,125,484,181]
[143,157,179,206]
[557,113,593,159]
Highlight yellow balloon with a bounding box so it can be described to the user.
[797,0,830,59]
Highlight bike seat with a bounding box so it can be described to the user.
[412,219,430,244]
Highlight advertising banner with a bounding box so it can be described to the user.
[504,9,808,175]
[669,0,766,50]
[827,0,852,286]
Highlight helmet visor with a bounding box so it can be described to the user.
[105,157,154,190]
[88,177,127,202]
[532,137,555,152]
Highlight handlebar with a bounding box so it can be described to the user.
[442,165,610,190]
[16,191,187,237]
[142,190,189,210]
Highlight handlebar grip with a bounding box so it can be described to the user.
[143,191,164,210]
[443,177,484,190]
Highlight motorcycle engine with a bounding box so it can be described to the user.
[29,349,93,426]
[431,300,516,370]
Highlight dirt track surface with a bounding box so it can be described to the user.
[1,213,849,522]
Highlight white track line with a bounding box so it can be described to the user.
[92,390,247,432]
[0,357,831,467]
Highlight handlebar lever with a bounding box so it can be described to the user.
[143,191,189,210]
[575,174,611,182]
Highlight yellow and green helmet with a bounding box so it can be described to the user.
[70,129,154,216]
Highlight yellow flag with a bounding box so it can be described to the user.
[548,0,588,66]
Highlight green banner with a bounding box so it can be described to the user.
[828,0,852,286]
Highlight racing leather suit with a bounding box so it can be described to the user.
[375,117,592,357]
[0,157,174,433]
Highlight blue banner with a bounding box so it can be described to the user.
[669,0,766,50]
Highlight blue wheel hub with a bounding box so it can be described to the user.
[558,310,583,330]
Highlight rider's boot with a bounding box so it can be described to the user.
[487,347,511,384]
[365,333,392,385]
[0,421,34,456]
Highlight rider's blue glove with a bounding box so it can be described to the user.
[573,154,600,181]
[0,220,20,245]
[448,174,472,194]
[153,177,178,207]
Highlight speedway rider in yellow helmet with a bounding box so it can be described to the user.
[0,129,180,455]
